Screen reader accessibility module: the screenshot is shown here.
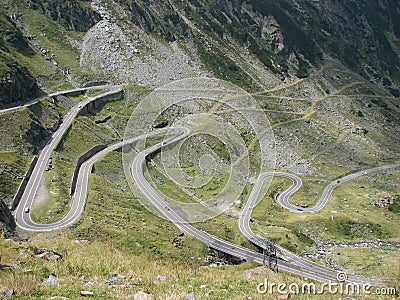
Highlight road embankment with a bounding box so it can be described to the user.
[70,144,107,196]
[11,156,38,211]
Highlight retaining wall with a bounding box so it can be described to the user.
[11,156,38,210]
[79,89,124,115]
[70,144,107,196]
[11,87,124,209]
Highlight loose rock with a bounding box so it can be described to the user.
[185,292,198,300]
[43,275,60,286]
[31,247,63,261]
[80,291,94,297]
[155,274,167,282]
[3,288,14,298]
[129,291,152,300]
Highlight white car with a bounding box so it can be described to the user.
[24,207,30,213]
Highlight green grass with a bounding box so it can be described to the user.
[250,177,318,254]
[31,117,119,223]
[197,215,257,250]
[0,99,64,204]
[69,94,86,103]
[326,246,400,285]
[1,59,399,298]
[145,155,256,249]
[145,164,194,204]
[17,6,82,74]
[75,170,209,261]
[193,34,255,91]
[30,84,152,223]
[190,171,230,201]
[0,150,31,198]
[90,84,151,134]
[257,225,315,254]
[85,88,111,98]
[2,235,365,299]
[285,177,329,208]
[3,1,106,92]
[50,81,74,92]
[251,169,400,279]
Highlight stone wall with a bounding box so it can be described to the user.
[11,156,38,211]
[79,88,124,115]
[70,144,107,196]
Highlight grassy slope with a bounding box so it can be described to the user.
[0,64,398,297]
[0,98,64,202]
[31,85,149,223]
[0,1,399,296]
[2,237,367,300]
[0,0,116,201]
[142,62,400,281]
[3,1,110,94]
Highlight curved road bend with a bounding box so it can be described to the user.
[14,86,122,228]
[129,127,345,283]
[288,164,400,212]
[245,165,400,214]
[15,119,345,283]
[14,93,398,284]
[130,127,396,284]
[238,167,400,286]
[16,128,175,231]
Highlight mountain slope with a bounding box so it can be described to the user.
[0,12,43,108]
[0,2,399,295]
[2,0,399,97]
[108,0,400,91]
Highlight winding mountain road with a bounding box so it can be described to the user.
[238,168,399,285]
[130,127,390,284]
[271,166,400,213]
[12,86,400,285]
[14,85,122,229]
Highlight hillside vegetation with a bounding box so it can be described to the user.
[0,0,399,298]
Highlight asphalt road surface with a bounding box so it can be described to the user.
[0,84,112,115]
[270,166,400,213]
[14,86,122,230]
[13,87,399,284]
[129,127,381,284]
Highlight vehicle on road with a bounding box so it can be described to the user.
[78,104,82,108]
[164,205,170,210]
[24,207,30,213]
